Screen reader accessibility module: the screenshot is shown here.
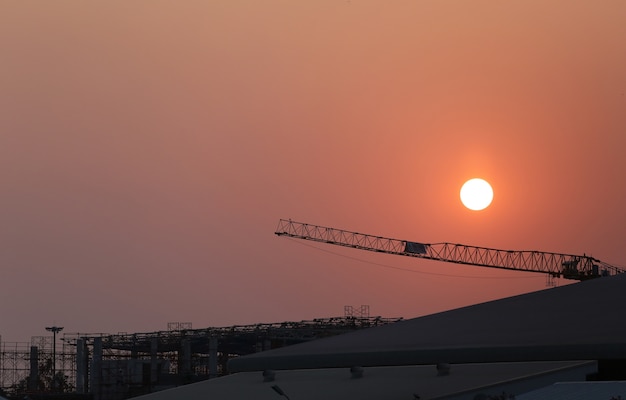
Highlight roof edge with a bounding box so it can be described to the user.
[228,343,626,372]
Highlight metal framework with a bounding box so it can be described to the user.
[0,338,30,390]
[344,305,370,318]
[0,334,75,395]
[67,316,400,400]
[275,219,625,281]
[0,316,401,400]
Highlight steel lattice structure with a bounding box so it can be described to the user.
[0,338,30,390]
[275,219,625,281]
[1,316,402,400]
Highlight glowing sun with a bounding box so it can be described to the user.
[460,178,493,211]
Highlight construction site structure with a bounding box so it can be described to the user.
[275,219,625,281]
[0,334,77,397]
[0,315,401,400]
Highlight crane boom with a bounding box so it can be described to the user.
[275,219,624,281]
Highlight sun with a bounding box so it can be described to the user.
[460,178,493,211]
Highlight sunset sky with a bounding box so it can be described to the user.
[1,1,625,342]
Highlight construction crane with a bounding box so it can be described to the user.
[275,219,625,281]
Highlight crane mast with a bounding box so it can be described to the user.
[275,219,624,281]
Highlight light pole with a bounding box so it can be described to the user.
[45,326,63,390]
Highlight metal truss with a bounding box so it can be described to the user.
[0,338,30,391]
[275,219,624,281]
[2,316,401,399]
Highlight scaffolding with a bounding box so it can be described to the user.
[0,335,76,394]
[344,305,370,318]
[0,337,30,391]
[0,316,402,400]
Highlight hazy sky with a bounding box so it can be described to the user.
[1,1,625,342]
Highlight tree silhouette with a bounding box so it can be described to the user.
[9,357,73,397]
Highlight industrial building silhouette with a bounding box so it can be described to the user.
[144,273,626,399]
[3,274,626,399]
[1,316,399,399]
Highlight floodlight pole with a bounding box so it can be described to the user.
[45,326,64,390]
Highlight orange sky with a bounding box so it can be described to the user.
[1,1,625,341]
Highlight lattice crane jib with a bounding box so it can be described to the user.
[275,219,624,281]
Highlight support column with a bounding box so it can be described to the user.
[150,337,158,386]
[208,337,218,379]
[179,338,191,384]
[75,339,87,394]
[91,337,103,400]
[28,346,39,391]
